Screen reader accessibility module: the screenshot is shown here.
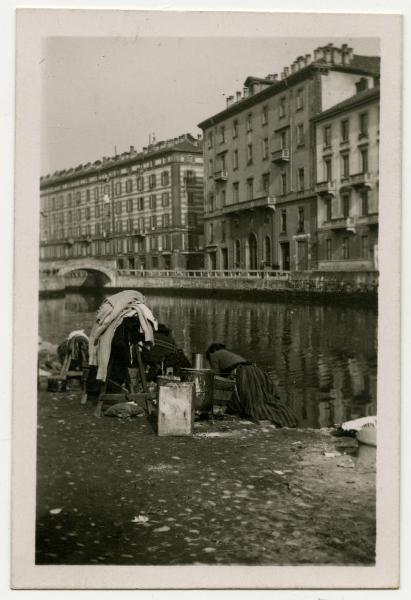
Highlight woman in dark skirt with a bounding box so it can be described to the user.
[206,343,298,428]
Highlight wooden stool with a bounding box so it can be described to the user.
[59,348,88,398]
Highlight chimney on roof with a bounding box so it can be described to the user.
[291,62,297,74]
[313,47,324,61]
[243,87,249,98]
[236,90,242,101]
[226,95,234,108]
[324,44,333,63]
[305,54,311,65]
[297,56,305,69]
[341,44,348,65]
[341,43,354,65]
[284,66,289,78]
[333,47,342,65]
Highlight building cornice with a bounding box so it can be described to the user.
[198,62,379,130]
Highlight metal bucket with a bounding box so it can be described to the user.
[191,353,208,370]
[180,368,214,413]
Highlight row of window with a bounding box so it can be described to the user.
[207,168,306,210]
[41,231,196,259]
[278,207,306,234]
[207,205,306,240]
[207,89,305,147]
[323,189,370,220]
[43,170,201,211]
[45,211,201,240]
[44,183,201,214]
[46,193,175,223]
[209,126,305,174]
[322,147,369,181]
[322,112,370,147]
[324,235,371,261]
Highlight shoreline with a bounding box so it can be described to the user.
[39,285,378,308]
[35,387,376,566]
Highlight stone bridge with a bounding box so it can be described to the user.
[40,258,118,286]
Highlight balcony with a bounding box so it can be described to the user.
[315,180,337,195]
[222,196,277,215]
[132,228,146,237]
[357,213,379,227]
[349,172,374,188]
[214,170,228,182]
[271,148,290,163]
[319,217,356,231]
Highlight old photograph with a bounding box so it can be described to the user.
[12,9,402,590]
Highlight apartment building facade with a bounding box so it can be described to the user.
[40,134,204,271]
[313,85,379,271]
[198,43,380,271]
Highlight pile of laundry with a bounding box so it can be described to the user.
[104,401,145,419]
[88,290,158,383]
[336,415,377,447]
[58,329,89,370]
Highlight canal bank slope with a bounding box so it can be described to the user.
[36,388,375,566]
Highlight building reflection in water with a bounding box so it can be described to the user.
[39,290,378,428]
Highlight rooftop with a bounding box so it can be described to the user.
[312,86,380,122]
[40,133,203,187]
[198,43,380,129]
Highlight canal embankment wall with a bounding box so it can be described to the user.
[39,270,378,304]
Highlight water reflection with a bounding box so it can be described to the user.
[39,291,378,429]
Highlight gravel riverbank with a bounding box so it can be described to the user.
[36,388,376,565]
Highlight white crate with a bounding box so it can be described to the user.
[158,381,195,436]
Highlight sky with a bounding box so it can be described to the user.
[41,36,380,175]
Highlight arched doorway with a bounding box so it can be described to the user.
[248,233,258,270]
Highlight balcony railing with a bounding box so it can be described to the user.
[350,172,374,188]
[116,268,291,280]
[357,213,379,226]
[132,229,146,237]
[214,170,228,181]
[315,180,337,194]
[271,148,290,163]
[319,217,354,231]
[222,196,277,215]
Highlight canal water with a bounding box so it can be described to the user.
[39,290,378,429]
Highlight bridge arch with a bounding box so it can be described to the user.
[57,260,117,286]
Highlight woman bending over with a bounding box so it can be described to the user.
[206,343,298,428]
